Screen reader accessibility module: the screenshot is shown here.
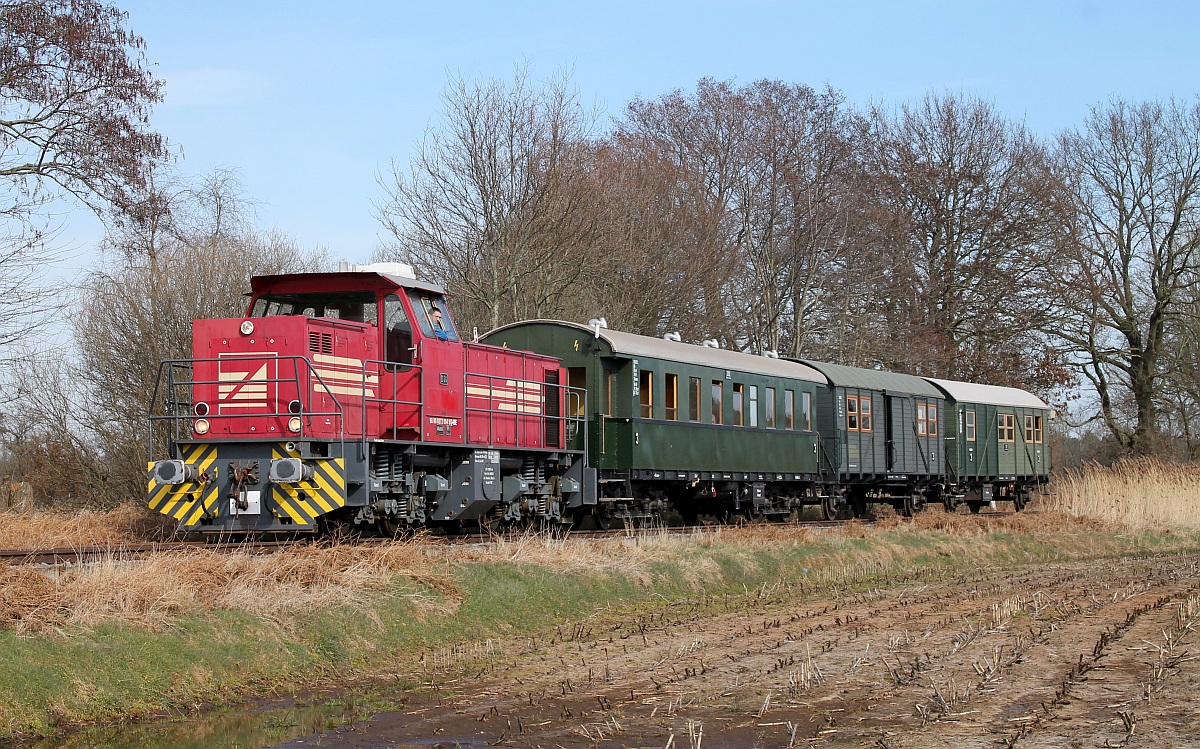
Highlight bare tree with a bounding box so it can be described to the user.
[855,92,1065,387]
[0,0,166,363]
[5,170,325,506]
[616,79,749,345]
[1047,98,1200,455]
[376,66,599,334]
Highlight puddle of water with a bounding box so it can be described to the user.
[9,697,374,749]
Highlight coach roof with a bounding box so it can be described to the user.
[487,321,828,383]
[795,359,945,398]
[924,378,1049,409]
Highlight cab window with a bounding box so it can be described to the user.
[408,291,458,341]
[250,292,378,324]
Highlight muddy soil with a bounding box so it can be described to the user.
[273,553,1200,748]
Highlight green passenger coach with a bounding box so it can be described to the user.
[483,321,836,525]
[795,360,947,516]
[925,378,1052,512]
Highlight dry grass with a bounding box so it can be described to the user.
[2,499,1191,634]
[1044,459,1200,530]
[2,542,459,633]
[0,504,171,548]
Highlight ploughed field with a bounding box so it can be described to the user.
[281,552,1200,749]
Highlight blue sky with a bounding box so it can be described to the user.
[50,0,1200,272]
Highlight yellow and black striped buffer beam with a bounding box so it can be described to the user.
[147,443,220,527]
[269,445,346,527]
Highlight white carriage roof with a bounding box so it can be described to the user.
[924,378,1049,409]
[489,321,828,383]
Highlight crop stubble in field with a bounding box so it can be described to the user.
[280,553,1200,749]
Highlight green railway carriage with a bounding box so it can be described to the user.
[483,321,834,524]
[795,360,947,516]
[924,378,1051,512]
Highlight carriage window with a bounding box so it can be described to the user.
[916,402,927,436]
[383,293,413,364]
[1034,415,1043,443]
[765,387,776,428]
[847,395,859,431]
[748,385,759,428]
[784,390,795,430]
[859,395,872,433]
[639,370,653,418]
[1024,415,1034,442]
[802,391,812,431]
[711,381,723,425]
[998,413,1016,442]
[732,383,744,426]
[927,404,937,437]
[689,377,701,422]
[965,410,976,441]
[664,374,679,420]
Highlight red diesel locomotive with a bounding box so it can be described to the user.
[147,263,592,535]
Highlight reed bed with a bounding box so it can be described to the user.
[1045,459,1200,530]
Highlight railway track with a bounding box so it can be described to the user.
[0,539,298,566]
[1,511,1020,566]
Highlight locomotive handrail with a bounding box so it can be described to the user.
[461,371,587,452]
[147,355,348,461]
[359,358,425,460]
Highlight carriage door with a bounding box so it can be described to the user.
[885,395,901,472]
[997,411,1017,476]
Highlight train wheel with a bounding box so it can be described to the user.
[820,495,838,521]
[967,501,984,514]
[1013,493,1028,512]
[900,494,921,517]
[376,517,406,538]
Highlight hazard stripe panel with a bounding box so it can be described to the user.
[146,444,220,526]
[270,445,346,526]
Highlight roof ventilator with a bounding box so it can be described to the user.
[588,317,608,336]
[701,339,720,348]
[763,350,779,358]
[663,332,681,342]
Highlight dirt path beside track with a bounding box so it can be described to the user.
[274,553,1200,749]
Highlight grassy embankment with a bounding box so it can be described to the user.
[1,459,1198,741]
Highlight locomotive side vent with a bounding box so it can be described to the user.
[308,331,333,354]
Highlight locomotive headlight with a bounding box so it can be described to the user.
[194,418,211,435]
[239,320,255,335]
[288,416,302,433]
